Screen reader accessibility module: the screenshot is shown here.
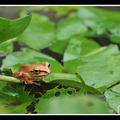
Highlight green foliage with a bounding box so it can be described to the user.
[0,81,35,114]
[17,12,55,50]
[105,84,120,114]
[35,87,112,114]
[0,13,31,43]
[0,40,13,54]
[1,6,120,114]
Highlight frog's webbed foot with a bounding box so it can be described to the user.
[41,77,46,83]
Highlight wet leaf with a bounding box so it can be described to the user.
[0,40,13,54]
[77,45,120,92]
[48,17,88,55]
[35,87,112,114]
[63,36,100,61]
[0,81,35,114]
[110,36,120,44]
[78,6,120,36]
[48,76,103,95]
[104,85,120,114]
[48,38,70,55]
[17,12,55,50]
[56,17,88,40]
[0,13,31,43]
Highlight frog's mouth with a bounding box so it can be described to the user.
[33,75,47,77]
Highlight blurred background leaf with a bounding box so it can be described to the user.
[35,87,112,114]
[17,12,55,50]
[0,81,35,114]
[105,84,120,114]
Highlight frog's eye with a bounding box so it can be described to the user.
[34,69,40,74]
[48,64,50,68]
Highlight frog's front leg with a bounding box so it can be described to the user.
[41,76,46,83]
[12,71,22,78]
[22,73,41,86]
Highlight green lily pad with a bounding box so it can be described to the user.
[0,81,35,114]
[48,38,70,55]
[104,85,120,114]
[47,73,103,95]
[35,87,112,114]
[77,45,120,92]
[17,12,55,50]
[56,17,88,40]
[0,39,13,54]
[78,6,120,36]
[0,13,31,43]
[48,79,102,95]
[63,36,100,61]
[110,36,120,44]
[63,44,120,93]
[48,17,88,55]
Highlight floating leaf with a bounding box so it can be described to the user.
[104,85,120,114]
[48,78,103,95]
[0,39,13,54]
[0,81,35,114]
[63,36,100,61]
[17,12,55,50]
[35,87,112,114]
[0,13,31,43]
[77,45,120,92]
[56,17,88,40]
[48,38,70,55]
[78,6,120,36]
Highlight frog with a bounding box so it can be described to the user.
[12,62,51,86]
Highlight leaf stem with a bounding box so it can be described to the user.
[0,75,22,83]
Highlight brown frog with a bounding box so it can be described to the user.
[12,62,51,86]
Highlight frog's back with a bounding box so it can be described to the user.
[18,64,44,73]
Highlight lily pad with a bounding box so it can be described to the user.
[48,79,103,95]
[0,39,13,54]
[48,17,88,55]
[17,12,55,50]
[0,13,31,43]
[104,85,120,114]
[63,36,101,61]
[0,81,35,114]
[56,17,88,40]
[77,6,120,36]
[35,87,112,114]
[63,44,120,93]
[77,45,120,92]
